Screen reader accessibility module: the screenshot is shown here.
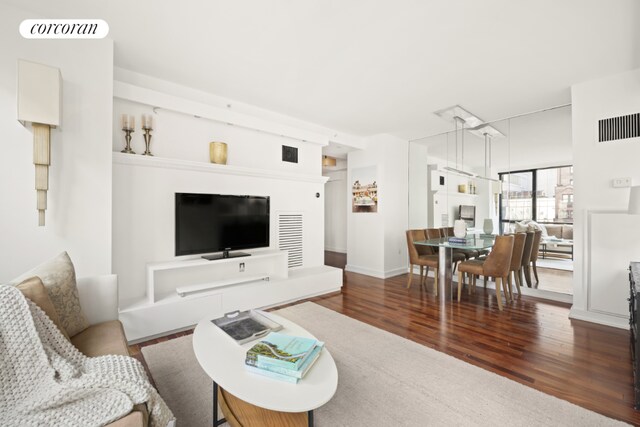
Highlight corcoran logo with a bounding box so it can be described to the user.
[20,19,109,39]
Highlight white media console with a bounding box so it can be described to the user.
[118,250,342,342]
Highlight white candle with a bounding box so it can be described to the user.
[141,114,146,129]
[146,114,153,130]
[130,115,135,130]
[121,114,128,130]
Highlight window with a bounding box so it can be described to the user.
[499,165,573,231]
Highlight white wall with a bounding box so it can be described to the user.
[324,170,347,253]
[346,134,408,278]
[570,68,640,328]
[408,142,429,228]
[0,3,113,281]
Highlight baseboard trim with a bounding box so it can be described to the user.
[569,307,628,329]
[384,267,408,278]
[345,264,410,279]
[324,246,347,254]
[345,264,386,279]
[480,279,573,304]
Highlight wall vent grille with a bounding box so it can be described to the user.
[598,113,640,142]
[278,213,303,268]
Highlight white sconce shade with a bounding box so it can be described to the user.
[629,186,640,214]
[17,59,62,226]
[17,60,61,127]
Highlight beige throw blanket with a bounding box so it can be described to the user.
[0,285,174,426]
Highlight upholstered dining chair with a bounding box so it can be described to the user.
[528,230,543,285]
[506,232,527,299]
[406,230,439,295]
[457,235,514,311]
[520,231,535,287]
[426,228,466,267]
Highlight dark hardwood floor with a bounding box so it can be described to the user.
[319,251,637,425]
[132,250,638,425]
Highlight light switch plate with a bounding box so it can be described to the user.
[612,177,632,188]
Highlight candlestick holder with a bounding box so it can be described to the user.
[142,127,153,156]
[121,128,135,154]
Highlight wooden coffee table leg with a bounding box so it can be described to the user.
[216,385,311,426]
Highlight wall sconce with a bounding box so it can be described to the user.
[17,59,62,226]
[322,155,337,167]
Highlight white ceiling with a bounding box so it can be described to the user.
[8,0,639,139]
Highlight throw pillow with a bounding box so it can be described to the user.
[526,221,549,238]
[514,221,529,233]
[16,276,70,340]
[10,252,89,337]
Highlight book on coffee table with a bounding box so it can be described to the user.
[245,344,324,383]
[245,332,319,370]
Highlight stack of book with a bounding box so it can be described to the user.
[245,332,324,384]
[448,236,474,245]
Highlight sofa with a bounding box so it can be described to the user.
[74,275,149,427]
[544,224,573,240]
[15,271,148,427]
[510,221,574,259]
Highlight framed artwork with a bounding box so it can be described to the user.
[352,166,378,213]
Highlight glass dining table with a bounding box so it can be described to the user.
[414,235,496,301]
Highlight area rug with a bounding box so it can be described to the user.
[537,257,574,271]
[141,302,625,426]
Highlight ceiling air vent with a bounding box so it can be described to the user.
[598,113,640,142]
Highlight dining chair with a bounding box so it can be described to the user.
[406,230,439,295]
[457,235,514,310]
[520,231,535,287]
[426,228,466,268]
[529,230,543,285]
[506,232,526,299]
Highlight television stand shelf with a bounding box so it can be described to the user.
[175,275,270,297]
[146,250,288,304]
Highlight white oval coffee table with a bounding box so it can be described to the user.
[193,311,338,426]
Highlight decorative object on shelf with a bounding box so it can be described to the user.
[454,219,467,238]
[483,218,494,235]
[17,59,62,226]
[141,114,154,156]
[209,141,228,164]
[629,186,640,214]
[458,184,467,194]
[121,114,135,154]
[322,155,337,167]
[352,166,378,213]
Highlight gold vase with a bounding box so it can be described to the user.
[209,142,228,165]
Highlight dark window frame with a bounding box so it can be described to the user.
[498,164,573,231]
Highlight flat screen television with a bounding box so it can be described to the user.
[459,204,476,227]
[175,193,270,260]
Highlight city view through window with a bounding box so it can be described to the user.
[500,166,574,225]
